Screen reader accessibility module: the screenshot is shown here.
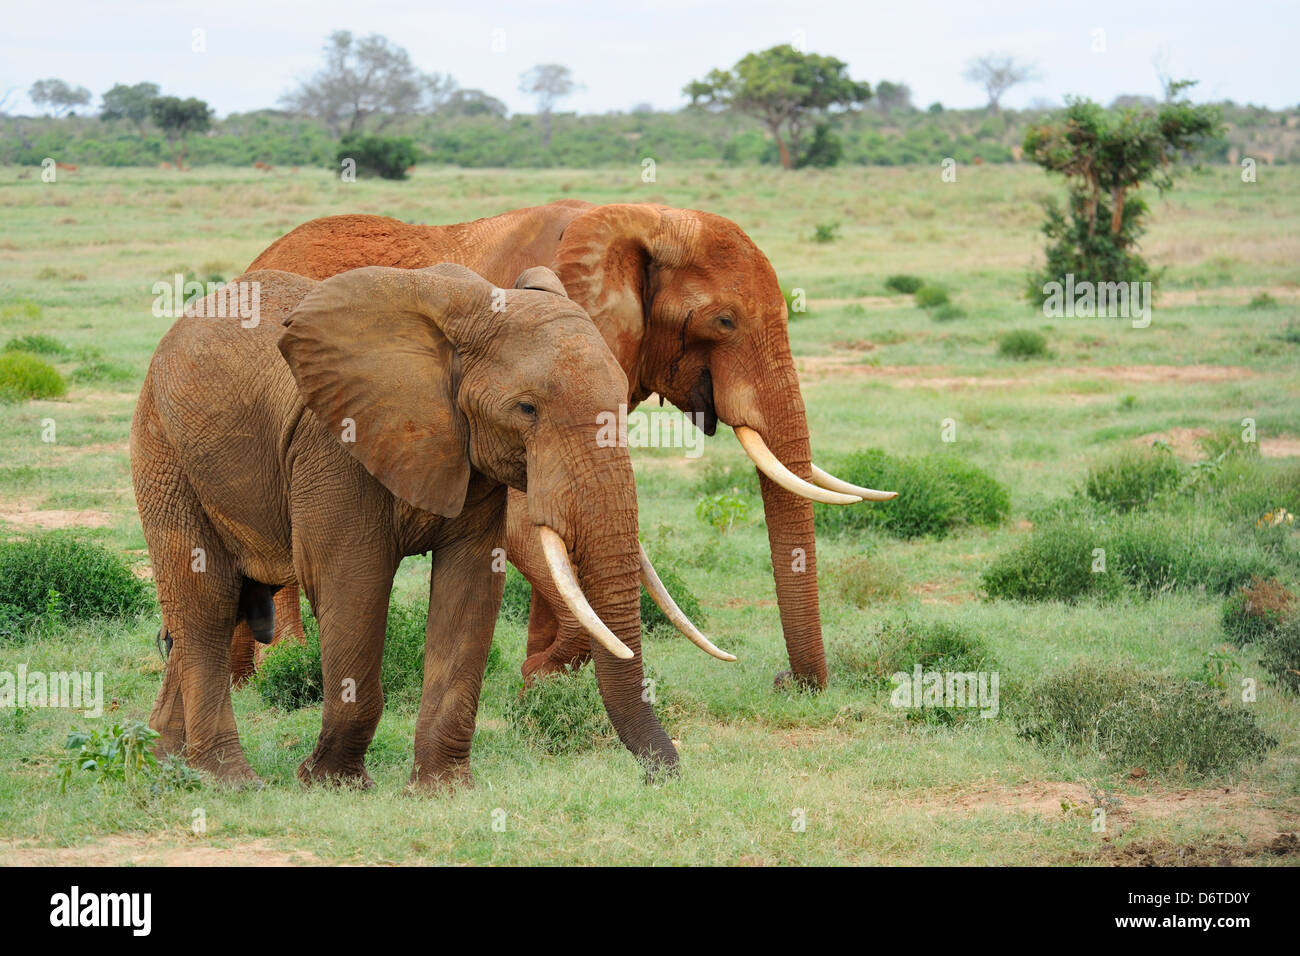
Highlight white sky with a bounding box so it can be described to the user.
[1,0,1295,117]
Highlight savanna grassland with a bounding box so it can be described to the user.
[1,161,1299,865]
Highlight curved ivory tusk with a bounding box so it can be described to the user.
[733,426,860,505]
[639,543,736,662]
[810,464,897,501]
[538,526,635,661]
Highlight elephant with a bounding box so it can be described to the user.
[242,201,894,690]
[132,262,698,789]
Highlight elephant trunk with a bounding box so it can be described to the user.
[751,343,828,689]
[534,432,678,773]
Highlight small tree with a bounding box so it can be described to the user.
[963,54,1037,115]
[685,45,869,169]
[1022,82,1221,300]
[29,79,92,117]
[874,81,913,114]
[148,96,212,168]
[281,31,453,135]
[519,64,577,147]
[100,82,160,137]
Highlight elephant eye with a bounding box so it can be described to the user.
[517,401,537,417]
[718,315,735,330]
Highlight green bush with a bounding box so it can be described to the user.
[1016,663,1276,778]
[0,534,150,634]
[640,554,706,636]
[914,284,950,308]
[884,274,924,294]
[1259,617,1300,694]
[998,329,1048,359]
[0,351,67,401]
[500,566,533,621]
[830,617,997,724]
[3,334,68,356]
[696,492,751,532]
[812,222,840,243]
[814,449,1010,539]
[1221,577,1294,648]
[505,666,684,754]
[337,133,418,180]
[253,596,489,711]
[931,304,966,321]
[982,511,1276,602]
[1085,446,1182,512]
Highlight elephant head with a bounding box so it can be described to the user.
[551,205,894,688]
[277,263,683,774]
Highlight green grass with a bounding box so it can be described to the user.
[1,163,1299,865]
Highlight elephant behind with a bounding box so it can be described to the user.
[132,264,683,789]
[244,202,894,689]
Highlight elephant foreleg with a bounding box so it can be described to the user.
[411,504,506,792]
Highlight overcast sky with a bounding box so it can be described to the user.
[2,0,1295,117]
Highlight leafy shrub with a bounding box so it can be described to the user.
[58,720,164,792]
[814,449,1009,539]
[884,274,924,294]
[640,555,706,636]
[337,133,418,180]
[812,222,840,243]
[505,666,684,754]
[499,566,533,621]
[1085,446,1182,512]
[1221,577,1294,647]
[3,334,68,356]
[830,554,904,607]
[505,670,614,754]
[998,329,1048,359]
[0,534,150,633]
[696,492,751,532]
[1258,618,1300,694]
[1016,663,1276,778]
[831,617,997,724]
[0,351,67,400]
[72,358,136,385]
[914,284,950,308]
[982,511,1274,602]
[254,596,467,711]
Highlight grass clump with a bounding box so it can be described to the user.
[814,449,1009,539]
[3,334,68,356]
[1221,577,1294,647]
[640,553,705,636]
[931,304,966,321]
[71,358,136,385]
[829,554,904,607]
[0,351,67,400]
[1016,663,1277,778]
[914,284,950,309]
[1258,618,1300,694]
[0,534,150,637]
[831,617,997,724]
[1085,445,1182,512]
[982,511,1274,602]
[884,274,924,294]
[499,566,533,621]
[997,329,1049,359]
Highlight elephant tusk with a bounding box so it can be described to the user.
[639,542,736,662]
[810,464,897,501]
[538,526,635,661]
[733,426,860,505]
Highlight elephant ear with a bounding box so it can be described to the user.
[514,266,568,297]
[278,264,492,517]
[550,204,702,334]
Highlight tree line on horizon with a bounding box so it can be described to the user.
[2,32,1293,171]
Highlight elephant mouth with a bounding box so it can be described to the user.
[684,368,717,436]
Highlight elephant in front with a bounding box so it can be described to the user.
[244,202,894,689]
[131,263,690,789]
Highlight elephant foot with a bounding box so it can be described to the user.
[773,669,826,692]
[521,651,577,686]
[185,744,262,789]
[297,755,374,790]
[408,764,474,795]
